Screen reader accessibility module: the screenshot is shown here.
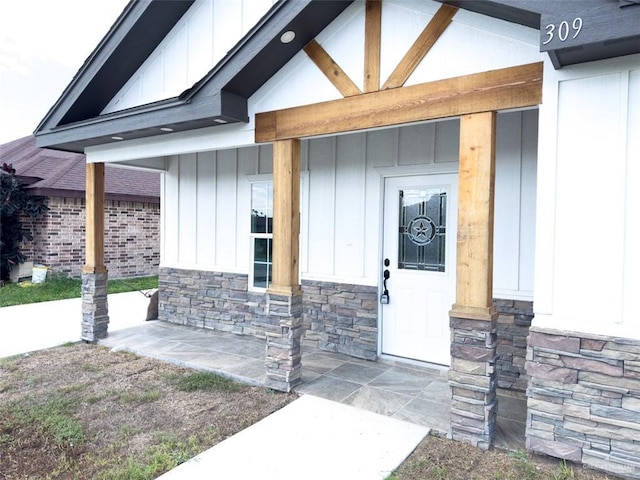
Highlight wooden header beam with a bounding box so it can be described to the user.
[256,62,542,143]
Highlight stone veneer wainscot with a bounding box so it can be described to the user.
[495,299,533,391]
[158,269,379,361]
[526,326,640,479]
[301,280,379,361]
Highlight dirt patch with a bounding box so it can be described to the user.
[391,434,620,480]
[0,344,294,479]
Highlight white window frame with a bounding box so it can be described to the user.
[247,172,308,293]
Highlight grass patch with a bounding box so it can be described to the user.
[165,371,240,393]
[119,390,162,405]
[0,275,158,306]
[107,276,158,294]
[1,395,85,449]
[98,434,209,480]
[509,449,537,480]
[553,460,575,480]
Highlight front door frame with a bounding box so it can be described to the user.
[380,172,459,365]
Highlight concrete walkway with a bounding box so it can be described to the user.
[157,395,429,480]
[0,291,150,358]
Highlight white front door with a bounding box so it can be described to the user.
[381,174,457,365]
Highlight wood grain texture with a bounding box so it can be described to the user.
[83,162,107,274]
[255,62,543,143]
[382,4,458,90]
[267,139,301,296]
[303,39,362,98]
[450,112,497,321]
[364,0,382,93]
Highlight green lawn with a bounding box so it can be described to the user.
[0,275,158,307]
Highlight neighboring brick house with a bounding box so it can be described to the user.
[0,136,160,279]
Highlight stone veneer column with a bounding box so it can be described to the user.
[265,293,303,392]
[449,315,498,449]
[449,112,498,449]
[81,272,109,341]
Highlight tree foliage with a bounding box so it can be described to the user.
[0,163,48,281]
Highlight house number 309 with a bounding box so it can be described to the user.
[543,18,583,45]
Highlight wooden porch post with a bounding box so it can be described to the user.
[81,162,109,342]
[449,111,498,449]
[264,139,303,392]
[268,139,301,296]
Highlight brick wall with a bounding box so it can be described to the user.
[22,196,159,279]
[526,327,640,479]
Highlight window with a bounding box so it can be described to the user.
[250,182,273,289]
[398,188,447,272]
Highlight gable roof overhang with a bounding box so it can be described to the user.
[35,0,640,154]
[35,0,354,153]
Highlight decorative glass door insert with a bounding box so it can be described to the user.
[398,188,447,272]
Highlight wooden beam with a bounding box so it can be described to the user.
[364,0,382,93]
[83,162,106,274]
[450,112,496,320]
[267,139,301,297]
[256,62,542,143]
[382,4,458,90]
[304,39,362,98]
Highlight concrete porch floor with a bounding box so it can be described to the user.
[99,321,526,451]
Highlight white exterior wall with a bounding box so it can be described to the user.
[161,112,537,300]
[534,55,640,339]
[102,0,277,114]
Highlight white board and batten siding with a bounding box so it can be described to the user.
[102,0,277,115]
[162,145,273,273]
[162,112,538,301]
[534,55,640,339]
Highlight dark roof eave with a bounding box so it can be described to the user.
[35,90,248,153]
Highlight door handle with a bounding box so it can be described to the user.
[380,261,390,304]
